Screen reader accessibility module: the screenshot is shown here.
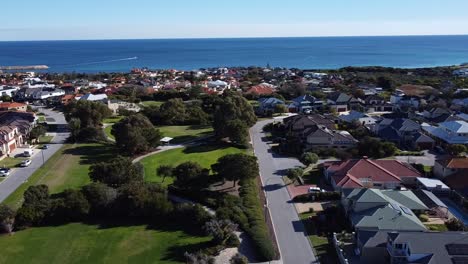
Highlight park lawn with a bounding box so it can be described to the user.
[158,125,213,144]
[38,116,46,122]
[141,101,165,107]
[38,135,54,144]
[104,125,114,140]
[0,223,211,264]
[3,143,116,209]
[0,157,27,168]
[140,144,245,185]
[103,116,123,124]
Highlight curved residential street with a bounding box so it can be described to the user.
[250,120,318,264]
[0,108,69,203]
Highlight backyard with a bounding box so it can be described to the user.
[0,223,211,264]
[139,144,245,185]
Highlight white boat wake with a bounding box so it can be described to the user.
[72,57,138,66]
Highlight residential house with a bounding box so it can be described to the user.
[324,158,422,190]
[338,111,380,126]
[0,111,35,156]
[415,177,450,194]
[0,102,27,112]
[363,94,394,113]
[245,83,275,95]
[61,94,77,105]
[256,97,285,116]
[357,230,468,264]
[423,120,468,145]
[302,124,358,150]
[283,114,337,137]
[390,94,422,110]
[342,188,427,232]
[79,93,108,103]
[375,118,434,150]
[412,189,449,218]
[288,94,324,113]
[0,85,20,97]
[434,157,468,195]
[327,92,361,113]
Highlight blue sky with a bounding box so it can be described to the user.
[3,0,468,40]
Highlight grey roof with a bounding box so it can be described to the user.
[363,231,468,264]
[381,190,428,210]
[412,189,448,209]
[351,204,427,231]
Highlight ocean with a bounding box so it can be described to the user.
[1,35,468,73]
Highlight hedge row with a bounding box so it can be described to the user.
[238,179,277,261]
[293,191,341,203]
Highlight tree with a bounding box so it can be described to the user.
[157,165,174,183]
[112,114,162,155]
[172,162,209,188]
[225,120,249,146]
[212,154,259,187]
[64,100,111,128]
[0,204,15,234]
[15,185,50,229]
[213,93,257,144]
[445,218,467,231]
[203,219,238,245]
[300,152,319,166]
[274,103,287,114]
[68,117,81,142]
[29,125,47,143]
[184,252,215,264]
[447,144,467,156]
[358,137,397,158]
[81,183,117,215]
[377,76,394,90]
[286,167,304,183]
[89,156,144,187]
[48,189,90,222]
[159,98,187,125]
[230,253,248,264]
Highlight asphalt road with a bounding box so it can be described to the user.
[250,120,318,264]
[0,108,69,203]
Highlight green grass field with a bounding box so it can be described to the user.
[102,116,123,124]
[139,144,244,185]
[104,125,114,140]
[141,101,165,107]
[3,143,115,208]
[0,223,211,264]
[158,125,213,144]
[0,157,27,168]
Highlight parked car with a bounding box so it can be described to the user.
[23,149,34,157]
[41,145,49,149]
[20,160,32,167]
[0,168,10,177]
[308,187,325,193]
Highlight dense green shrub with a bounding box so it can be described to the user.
[238,179,277,261]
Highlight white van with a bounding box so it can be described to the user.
[23,149,34,157]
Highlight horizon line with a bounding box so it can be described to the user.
[1,33,468,42]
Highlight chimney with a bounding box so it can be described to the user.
[363,156,368,159]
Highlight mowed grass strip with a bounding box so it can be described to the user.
[158,125,213,144]
[0,223,211,264]
[139,144,244,185]
[3,143,116,208]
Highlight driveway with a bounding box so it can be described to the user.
[395,150,438,166]
[0,108,69,203]
[250,120,318,264]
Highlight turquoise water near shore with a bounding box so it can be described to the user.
[1,35,468,73]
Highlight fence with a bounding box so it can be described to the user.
[332,233,350,264]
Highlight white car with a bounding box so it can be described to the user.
[0,168,10,177]
[20,160,32,167]
[308,187,325,193]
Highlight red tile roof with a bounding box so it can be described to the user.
[0,102,27,108]
[326,159,421,188]
[436,157,468,169]
[246,84,274,95]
